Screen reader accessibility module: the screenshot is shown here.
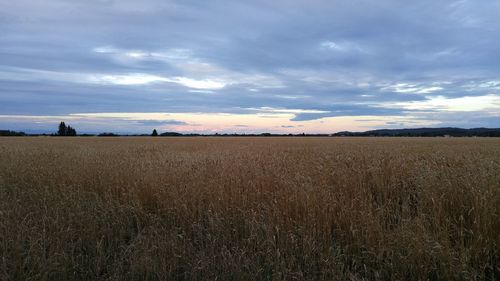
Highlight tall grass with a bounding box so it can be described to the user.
[0,137,498,280]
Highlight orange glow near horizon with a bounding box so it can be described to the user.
[0,112,444,133]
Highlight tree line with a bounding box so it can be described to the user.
[2,123,500,137]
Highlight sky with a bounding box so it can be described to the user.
[0,0,499,134]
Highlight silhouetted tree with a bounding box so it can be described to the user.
[0,130,26,136]
[98,133,118,137]
[57,122,77,136]
[57,122,67,136]
[58,122,67,136]
[67,126,77,136]
[160,132,182,136]
[152,129,158,136]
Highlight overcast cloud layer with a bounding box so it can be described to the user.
[1,0,499,133]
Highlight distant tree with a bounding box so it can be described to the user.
[57,122,77,136]
[67,126,77,136]
[58,122,67,136]
[160,132,183,136]
[152,129,158,136]
[98,132,118,137]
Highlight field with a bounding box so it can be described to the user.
[0,137,498,281]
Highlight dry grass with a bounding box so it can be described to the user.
[0,137,499,281]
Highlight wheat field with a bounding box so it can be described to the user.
[0,137,498,281]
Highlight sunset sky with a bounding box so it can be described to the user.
[1,0,499,134]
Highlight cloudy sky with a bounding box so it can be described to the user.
[1,0,499,134]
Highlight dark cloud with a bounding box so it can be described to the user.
[0,0,499,132]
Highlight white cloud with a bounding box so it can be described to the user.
[382,83,443,94]
[92,46,284,89]
[93,46,193,62]
[93,46,118,53]
[413,87,443,94]
[173,77,226,90]
[125,51,149,58]
[478,80,500,89]
[95,74,167,85]
[381,94,500,112]
[92,73,226,90]
[0,67,226,90]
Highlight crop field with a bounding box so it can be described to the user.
[0,137,499,281]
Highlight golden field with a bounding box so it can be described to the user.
[0,137,499,281]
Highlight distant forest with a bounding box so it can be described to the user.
[0,130,27,136]
[332,127,500,137]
